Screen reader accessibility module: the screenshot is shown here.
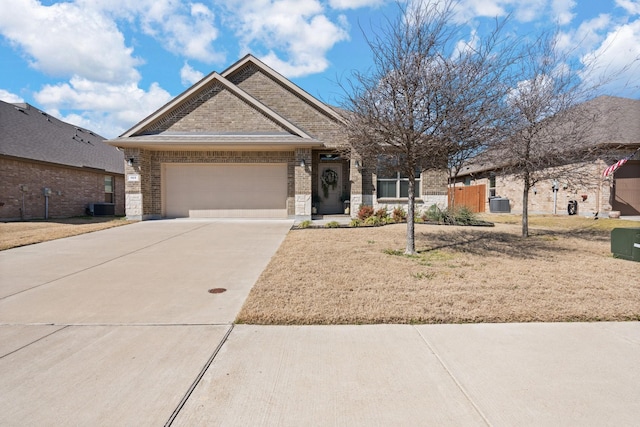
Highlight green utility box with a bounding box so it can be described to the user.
[611,228,640,262]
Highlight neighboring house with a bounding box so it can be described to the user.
[107,54,448,221]
[0,101,125,220]
[453,96,640,216]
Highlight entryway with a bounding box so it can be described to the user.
[315,153,350,215]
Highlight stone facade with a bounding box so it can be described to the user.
[0,157,125,220]
[454,161,614,216]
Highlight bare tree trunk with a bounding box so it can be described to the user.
[406,176,416,255]
[522,172,530,238]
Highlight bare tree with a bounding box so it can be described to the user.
[491,30,633,237]
[341,0,515,254]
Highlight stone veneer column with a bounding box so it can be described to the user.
[123,148,143,220]
[349,157,363,218]
[294,148,312,220]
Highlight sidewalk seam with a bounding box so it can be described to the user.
[165,323,235,426]
[413,325,493,427]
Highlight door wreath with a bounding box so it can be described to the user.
[321,168,339,199]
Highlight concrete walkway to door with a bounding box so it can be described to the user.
[0,219,292,425]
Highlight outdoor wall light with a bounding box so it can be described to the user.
[127,157,135,166]
[355,160,361,170]
[300,159,306,167]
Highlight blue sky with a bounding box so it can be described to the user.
[1,0,639,138]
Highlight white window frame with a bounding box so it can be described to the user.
[377,171,421,199]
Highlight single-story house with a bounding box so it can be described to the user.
[108,54,448,221]
[0,101,125,220]
[452,96,640,216]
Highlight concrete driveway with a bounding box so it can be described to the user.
[0,219,292,426]
[2,219,639,426]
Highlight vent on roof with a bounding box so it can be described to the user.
[40,111,51,122]
[14,106,26,113]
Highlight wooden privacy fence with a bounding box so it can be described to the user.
[448,185,486,213]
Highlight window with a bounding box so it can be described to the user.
[104,176,114,203]
[489,174,496,198]
[377,170,420,199]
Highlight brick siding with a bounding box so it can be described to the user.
[1,157,125,220]
[123,149,296,218]
[228,66,346,147]
[455,161,613,215]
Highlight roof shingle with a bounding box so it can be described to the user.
[0,101,123,174]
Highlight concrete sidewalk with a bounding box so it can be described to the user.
[1,220,639,426]
[171,323,640,426]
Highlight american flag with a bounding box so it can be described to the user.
[602,149,638,178]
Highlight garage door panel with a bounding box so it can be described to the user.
[613,161,640,216]
[163,164,288,218]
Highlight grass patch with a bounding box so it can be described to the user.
[237,219,640,325]
[0,217,135,250]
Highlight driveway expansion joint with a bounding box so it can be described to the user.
[165,323,235,426]
[0,325,69,360]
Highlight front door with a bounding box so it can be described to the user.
[318,163,342,214]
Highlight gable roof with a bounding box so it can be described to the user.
[221,54,346,124]
[120,70,313,139]
[0,101,123,174]
[108,54,344,150]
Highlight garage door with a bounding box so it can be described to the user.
[613,160,640,215]
[163,163,288,218]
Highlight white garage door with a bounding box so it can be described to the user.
[163,163,288,218]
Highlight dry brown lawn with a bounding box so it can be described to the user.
[0,217,135,250]
[237,215,640,324]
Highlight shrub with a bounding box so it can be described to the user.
[454,206,476,225]
[349,218,363,227]
[422,204,478,225]
[325,221,341,228]
[358,205,374,220]
[298,220,312,229]
[392,206,407,222]
[364,215,383,226]
[375,207,389,219]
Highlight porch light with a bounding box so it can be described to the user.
[355,160,361,170]
[300,159,306,167]
[127,157,135,166]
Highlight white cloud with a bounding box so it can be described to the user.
[328,0,387,9]
[552,0,576,26]
[513,0,547,22]
[0,0,141,83]
[218,0,350,77]
[34,77,172,138]
[180,63,205,86]
[452,0,577,24]
[145,2,223,63]
[581,18,640,95]
[89,0,225,64]
[557,14,612,54]
[0,89,24,104]
[451,0,508,22]
[616,0,640,15]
